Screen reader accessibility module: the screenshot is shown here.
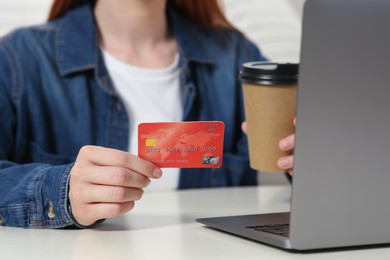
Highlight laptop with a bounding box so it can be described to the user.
[197,0,390,251]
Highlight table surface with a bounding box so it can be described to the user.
[1,185,390,260]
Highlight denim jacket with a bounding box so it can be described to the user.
[0,3,265,228]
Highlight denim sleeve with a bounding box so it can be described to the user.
[0,162,76,228]
[237,36,267,66]
[235,36,268,124]
[0,42,75,228]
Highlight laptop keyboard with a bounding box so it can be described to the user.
[246,223,290,237]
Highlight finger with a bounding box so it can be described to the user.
[77,185,144,204]
[277,155,294,170]
[279,134,295,151]
[241,121,247,134]
[78,165,151,188]
[293,117,297,126]
[78,145,162,178]
[73,201,135,226]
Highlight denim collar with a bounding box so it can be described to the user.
[57,3,215,76]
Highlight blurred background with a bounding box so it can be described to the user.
[0,0,304,62]
[0,0,304,184]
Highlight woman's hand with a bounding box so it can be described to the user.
[69,145,162,226]
[277,118,296,175]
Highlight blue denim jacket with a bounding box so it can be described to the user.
[0,3,265,228]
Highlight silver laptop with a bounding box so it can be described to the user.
[197,0,390,251]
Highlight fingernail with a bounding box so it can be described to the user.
[278,158,288,169]
[153,168,162,178]
[280,139,291,150]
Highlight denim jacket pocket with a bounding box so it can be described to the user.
[22,141,73,165]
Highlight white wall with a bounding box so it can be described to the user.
[223,0,303,63]
[0,0,52,36]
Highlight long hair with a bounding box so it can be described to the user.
[47,0,236,30]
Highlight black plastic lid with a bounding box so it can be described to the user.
[240,62,299,85]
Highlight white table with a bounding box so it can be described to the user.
[1,185,390,259]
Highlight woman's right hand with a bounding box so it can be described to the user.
[68,145,162,226]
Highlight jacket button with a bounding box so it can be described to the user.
[48,201,56,219]
[0,215,4,225]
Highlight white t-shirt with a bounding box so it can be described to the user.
[102,50,183,191]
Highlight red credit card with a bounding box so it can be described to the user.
[138,121,225,168]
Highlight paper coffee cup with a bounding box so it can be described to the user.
[240,62,298,172]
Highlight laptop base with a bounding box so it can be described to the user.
[197,212,292,250]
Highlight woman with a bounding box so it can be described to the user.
[0,0,294,229]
